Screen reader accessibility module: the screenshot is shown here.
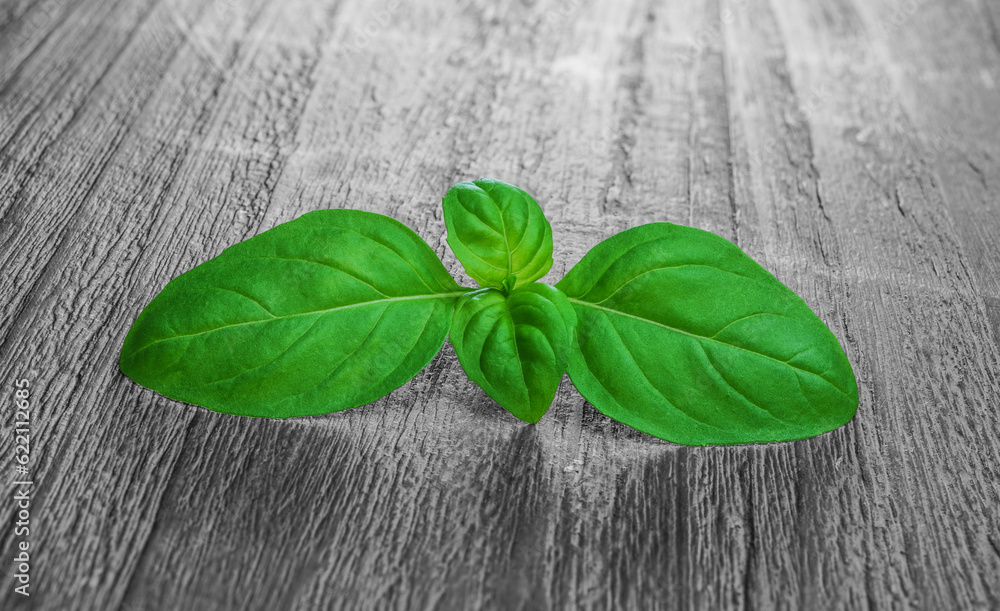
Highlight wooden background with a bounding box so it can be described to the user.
[1,0,999,608]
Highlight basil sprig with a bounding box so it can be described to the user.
[120,179,858,445]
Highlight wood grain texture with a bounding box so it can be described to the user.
[1,0,998,609]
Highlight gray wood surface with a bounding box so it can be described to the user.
[1,0,999,609]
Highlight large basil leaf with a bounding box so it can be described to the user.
[120,210,467,418]
[450,284,577,423]
[442,179,553,289]
[556,223,858,445]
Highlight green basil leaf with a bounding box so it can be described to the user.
[119,210,466,418]
[450,283,577,423]
[556,223,858,445]
[442,178,553,289]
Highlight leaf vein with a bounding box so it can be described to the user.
[336,226,444,293]
[375,305,441,389]
[453,240,508,271]
[189,286,278,317]
[131,293,465,356]
[696,343,786,425]
[709,312,790,339]
[590,263,759,305]
[200,313,326,388]
[570,299,852,399]
[241,256,389,297]
[276,305,392,402]
[601,315,729,432]
[454,190,505,236]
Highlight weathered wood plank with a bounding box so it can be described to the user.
[0,0,998,609]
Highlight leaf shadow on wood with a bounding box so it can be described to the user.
[119,393,563,610]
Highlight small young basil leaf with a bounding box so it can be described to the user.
[450,283,577,423]
[556,223,858,446]
[120,210,467,418]
[442,178,553,289]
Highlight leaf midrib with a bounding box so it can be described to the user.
[567,298,852,399]
[132,292,467,355]
[496,196,513,278]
